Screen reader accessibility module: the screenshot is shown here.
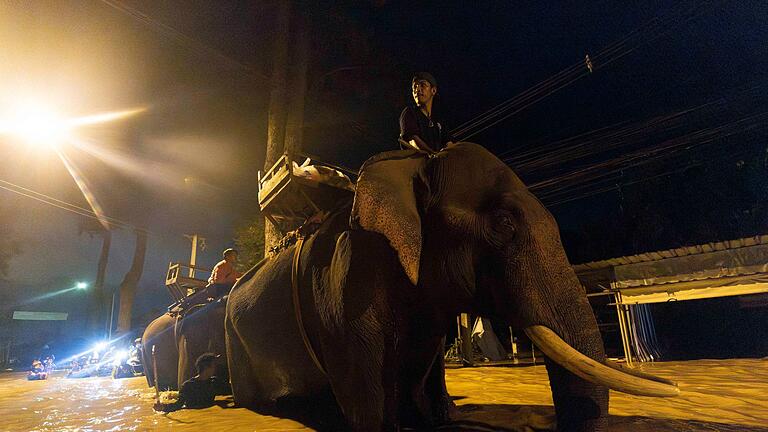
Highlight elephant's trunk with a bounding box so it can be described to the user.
[533,284,610,432]
[505,208,676,430]
[524,325,678,397]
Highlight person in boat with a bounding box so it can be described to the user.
[153,353,225,412]
[206,248,243,298]
[28,358,48,380]
[399,71,455,154]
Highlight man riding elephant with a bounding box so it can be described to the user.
[225,142,677,431]
[207,248,243,299]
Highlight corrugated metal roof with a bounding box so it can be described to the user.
[573,234,768,273]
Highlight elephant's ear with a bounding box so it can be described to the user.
[350,150,428,286]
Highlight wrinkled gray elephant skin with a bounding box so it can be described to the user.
[226,143,676,432]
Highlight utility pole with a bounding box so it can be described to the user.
[184,234,205,278]
[107,289,116,340]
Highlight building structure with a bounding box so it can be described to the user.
[576,235,768,365]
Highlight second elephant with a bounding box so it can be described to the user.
[142,299,228,390]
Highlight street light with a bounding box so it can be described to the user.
[0,102,71,149]
[0,102,145,149]
[1,101,146,231]
[76,281,88,290]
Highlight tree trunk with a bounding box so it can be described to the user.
[284,12,310,155]
[263,3,310,254]
[116,230,148,334]
[88,229,111,337]
[263,0,291,254]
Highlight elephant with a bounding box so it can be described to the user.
[225,143,677,431]
[142,299,228,391]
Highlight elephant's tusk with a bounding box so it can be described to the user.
[603,358,678,387]
[524,325,679,397]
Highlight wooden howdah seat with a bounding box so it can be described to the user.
[258,152,355,234]
[165,263,211,307]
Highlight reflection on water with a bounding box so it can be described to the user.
[0,371,310,431]
[0,359,767,431]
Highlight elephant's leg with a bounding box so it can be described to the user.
[225,317,262,407]
[320,230,405,431]
[177,335,196,389]
[323,307,398,432]
[423,336,455,423]
[142,314,179,390]
[399,335,451,427]
[142,347,154,388]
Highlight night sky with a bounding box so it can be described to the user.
[1,0,767,347]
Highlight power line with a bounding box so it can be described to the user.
[529,111,768,205]
[97,0,271,85]
[541,141,758,207]
[507,82,767,174]
[452,1,720,140]
[0,178,149,234]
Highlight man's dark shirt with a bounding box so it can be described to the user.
[160,376,218,412]
[399,105,454,153]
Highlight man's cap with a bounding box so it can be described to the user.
[222,248,238,258]
[412,71,437,87]
[195,352,220,371]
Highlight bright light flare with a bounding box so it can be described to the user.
[0,103,146,149]
[68,108,146,127]
[76,282,88,290]
[0,102,71,148]
[112,350,128,366]
[92,342,107,353]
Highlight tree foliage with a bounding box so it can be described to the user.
[234,213,266,272]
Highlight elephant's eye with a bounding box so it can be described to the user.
[484,210,516,248]
[495,211,516,232]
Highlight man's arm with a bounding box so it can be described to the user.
[400,107,438,153]
[399,107,418,140]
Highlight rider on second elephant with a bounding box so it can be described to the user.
[207,248,243,299]
[225,142,678,431]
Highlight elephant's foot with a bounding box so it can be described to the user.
[403,387,454,428]
[428,388,457,425]
[438,393,459,423]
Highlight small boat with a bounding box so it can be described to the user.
[27,371,48,381]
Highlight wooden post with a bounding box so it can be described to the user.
[459,313,473,366]
[614,289,634,366]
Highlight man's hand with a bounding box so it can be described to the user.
[399,137,434,154]
[398,138,414,149]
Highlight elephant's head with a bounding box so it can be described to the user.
[352,142,677,429]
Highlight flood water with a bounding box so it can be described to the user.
[1,359,767,431]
